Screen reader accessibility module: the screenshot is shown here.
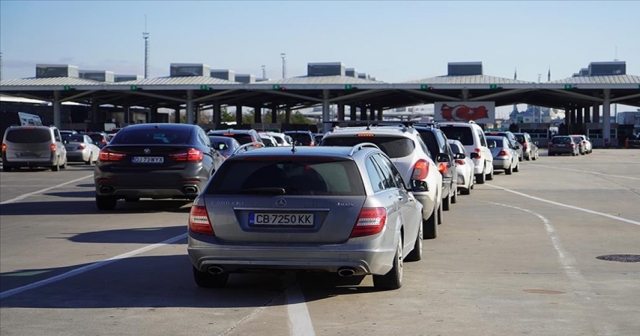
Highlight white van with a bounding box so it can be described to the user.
[438,121,494,184]
[1,125,68,172]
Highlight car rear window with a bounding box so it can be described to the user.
[5,128,51,143]
[553,137,572,144]
[67,135,85,143]
[110,129,191,145]
[515,135,525,143]
[87,134,105,143]
[440,127,474,146]
[449,143,463,154]
[206,158,365,196]
[416,130,439,158]
[321,136,415,158]
[487,138,504,147]
[286,133,313,145]
[211,132,253,145]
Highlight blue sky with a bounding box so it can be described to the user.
[1,1,639,115]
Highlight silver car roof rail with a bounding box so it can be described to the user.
[231,142,263,156]
[348,142,380,157]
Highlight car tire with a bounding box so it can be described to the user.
[451,184,457,204]
[442,190,451,211]
[505,164,513,175]
[514,162,520,173]
[406,221,423,261]
[85,154,92,165]
[96,195,118,210]
[486,167,493,181]
[124,197,140,202]
[423,203,438,239]
[476,164,486,184]
[193,266,229,288]
[61,158,67,169]
[3,166,12,172]
[51,161,60,171]
[373,238,403,290]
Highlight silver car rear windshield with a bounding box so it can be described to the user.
[321,136,415,158]
[206,158,365,196]
[5,129,51,143]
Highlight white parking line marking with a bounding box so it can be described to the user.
[486,184,640,226]
[286,281,316,336]
[530,164,640,181]
[0,233,187,300]
[0,174,93,205]
[489,202,616,336]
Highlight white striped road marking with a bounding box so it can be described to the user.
[486,184,640,226]
[286,281,316,336]
[0,174,93,205]
[489,202,616,336]
[530,164,640,181]
[0,233,187,299]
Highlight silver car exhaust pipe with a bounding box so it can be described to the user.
[184,186,198,193]
[99,186,113,193]
[337,267,356,277]
[207,266,225,275]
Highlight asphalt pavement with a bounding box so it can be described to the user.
[1,151,639,336]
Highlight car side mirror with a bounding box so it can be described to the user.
[218,143,227,150]
[411,180,428,192]
[436,153,450,163]
[470,152,480,159]
[455,153,466,159]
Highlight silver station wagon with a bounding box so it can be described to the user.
[188,143,424,290]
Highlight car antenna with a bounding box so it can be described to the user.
[154,124,159,129]
[366,115,371,130]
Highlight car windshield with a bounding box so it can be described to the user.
[5,128,51,143]
[110,129,191,144]
[440,127,474,146]
[321,136,415,158]
[206,158,365,196]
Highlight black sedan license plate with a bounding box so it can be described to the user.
[132,156,164,164]
[249,213,313,226]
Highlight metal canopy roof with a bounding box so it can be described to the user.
[1,73,639,111]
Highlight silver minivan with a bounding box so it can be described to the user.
[1,125,68,172]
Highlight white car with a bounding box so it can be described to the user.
[264,132,292,147]
[438,121,494,184]
[320,124,443,239]
[259,134,279,147]
[447,139,474,195]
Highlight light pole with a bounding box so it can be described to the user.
[280,53,286,79]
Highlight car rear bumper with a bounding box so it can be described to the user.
[493,157,511,169]
[94,169,209,199]
[187,234,396,276]
[67,152,89,162]
[549,147,574,154]
[2,153,56,167]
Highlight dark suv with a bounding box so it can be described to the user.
[94,123,220,210]
[414,125,458,210]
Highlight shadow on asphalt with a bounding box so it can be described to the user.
[44,190,95,198]
[0,255,378,308]
[0,199,192,216]
[63,226,187,245]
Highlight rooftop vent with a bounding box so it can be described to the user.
[346,68,359,78]
[447,62,483,76]
[588,61,626,76]
[235,74,255,84]
[114,75,143,82]
[578,68,589,76]
[210,69,235,82]
[36,64,79,78]
[170,63,211,77]
[79,70,114,82]
[357,73,370,80]
[370,77,377,81]
[255,78,271,82]
[307,62,346,77]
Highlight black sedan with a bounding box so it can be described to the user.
[94,123,219,210]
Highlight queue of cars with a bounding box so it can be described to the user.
[1,121,569,291]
